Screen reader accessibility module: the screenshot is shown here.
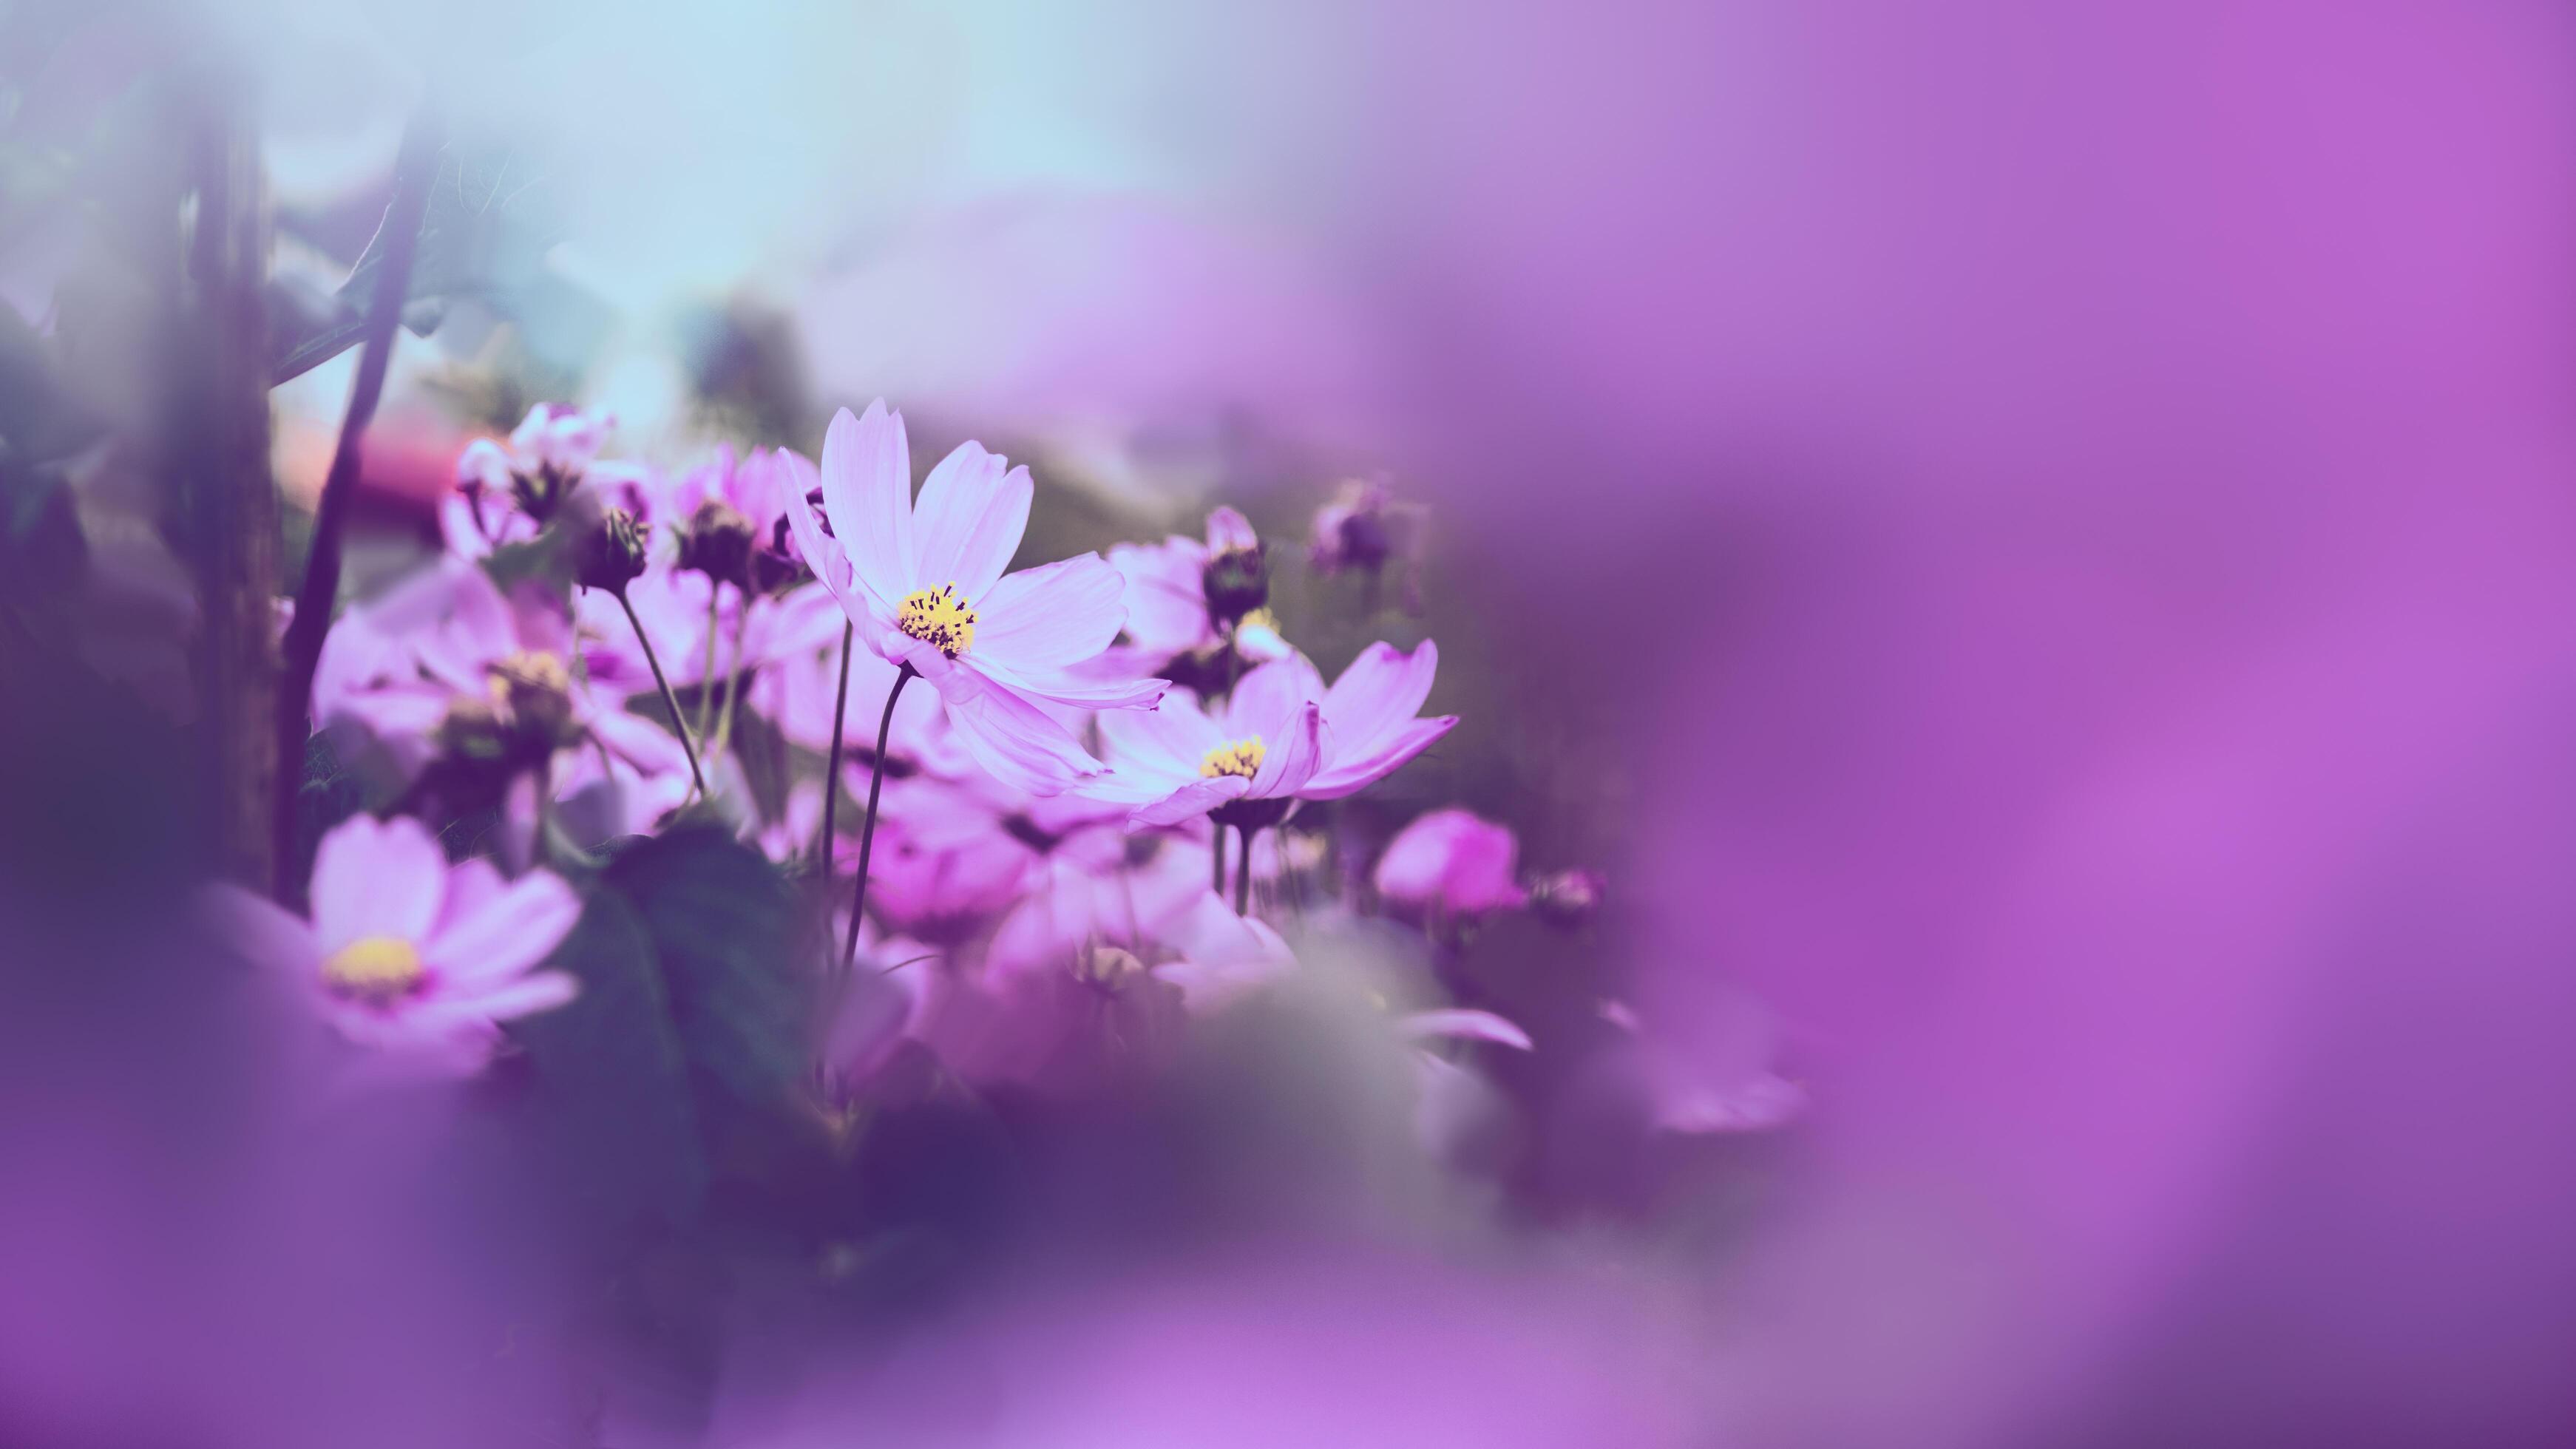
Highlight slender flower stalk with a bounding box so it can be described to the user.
[817,621,855,867]
[695,583,723,751]
[614,590,708,798]
[1234,823,1254,915]
[708,608,750,766]
[842,664,917,971]
[270,111,441,897]
[1212,826,1227,895]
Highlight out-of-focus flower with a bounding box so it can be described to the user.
[1232,607,1293,664]
[1374,807,1527,918]
[671,443,810,594]
[1153,892,1298,1011]
[861,777,1042,944]
[443,403,622,557]
[1199,504,1267,626]
[572,506,650,596]
[782,400,1167,794]
[986,824,1211,978]
[204,815,579,1073]
[1309,478,1428,614]
[313,557,691,838]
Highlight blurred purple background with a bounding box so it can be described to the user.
[7,0,2576,1443]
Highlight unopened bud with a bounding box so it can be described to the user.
[576,507,650,594]
[1528,869,1606,930]
[1201,540,1267,627]
[679,498,758,591]
[432,695,516,767]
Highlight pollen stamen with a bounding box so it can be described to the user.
[322,935,427,1005]
[1199,736,1266,780]
[897,582,978,659]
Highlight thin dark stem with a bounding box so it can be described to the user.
[841,664,915,971]
[271,112,442,897]
[1211,825,1226,896]
[816,621,855,867]
[694,582,722,754]
[1234,823,1254,915]
[614,590,707,796]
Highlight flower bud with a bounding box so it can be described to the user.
[1528,868,1605,930]
[1200,513,1268,627]
[575,506,650,594]
[679,498,758,591]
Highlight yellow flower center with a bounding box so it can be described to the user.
[1200,736,1266,780]
[897,583,977,659]
[321,935,426,1004]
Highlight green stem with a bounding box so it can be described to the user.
[1211,824,1227,896]
[841,664,916,972]
[816,620,855,868]
[615,589,707,797]
[1234,823,1254,915]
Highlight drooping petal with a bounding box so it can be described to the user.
[974,554,1129,672]
[942,682,1109,796]
[1320,639,1438,755]
[1221,655,1323,742]
[421,870,583,990]
[310,814,446,955]
[819,401,914,613]
[1247,699,1325,798]
[1397,1008,1534,1051]
[1130,773,1253,829]
[972,653,1168,712]
[909,444,1030,603]
[1300,713,1458,799]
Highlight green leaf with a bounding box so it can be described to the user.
[512,889,708,1234]
[600,823,809,1113]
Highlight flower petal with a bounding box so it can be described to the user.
[973,654,1168,711]
[310,814,447,955]
[778,449,860,611]
[942,683,1108,796]
[1398,1008,1533,1050]
[1223,654,1324,741]
[1130,773,1253,829]
[422,869,583,990]
[974,554,1129,672]
[1099,688,1227,775]
[419,971,580,1028]
[819,401,914,613]
[1247,699,1325,798]
[1300,713,1458,799]
[1321,639,1439,756]
[909,444,1030,603]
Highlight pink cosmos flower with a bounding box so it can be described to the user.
[1094,641,1457,829]
[206,815,580,1073]
[781,400,1167,795]
[1374,807,1528,918]
[1309,478,1428,614]
[311,557,692,841]
[985,824,1213,979]
[443,403,619,557]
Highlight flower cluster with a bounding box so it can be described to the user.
[226,398,1738,1150]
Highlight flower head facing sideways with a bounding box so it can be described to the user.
[1094,640,1457,830]
[206,815,581,1074]
[782,400,1166,795]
